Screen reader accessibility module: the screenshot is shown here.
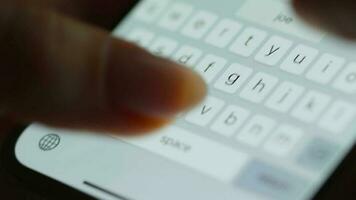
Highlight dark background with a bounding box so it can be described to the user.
[0,0,354,197]
[0,121,33,199]
[0,122,355,199]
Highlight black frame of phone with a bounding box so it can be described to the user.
[1,126,96,199]
[2,126,355,200]
[1,0,355,198]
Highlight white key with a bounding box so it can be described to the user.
[291,91,331,123]
[205,19,243,48]
[265,82,305,113]
[236,115,276,147]
[195,54,227,83]
[280,45,319,75]
[185,96,225,126]
[158,3,193,31]
[126,28,155,47]
[240,72,279,103]
[214,64,253,94]
[120,126,249,182]
[333,63,356,94]
[238,0,324,43]
[134,0,170,23]
[229,27,267,57]
[173,45,202,67]
[306,54,345,84]
[211,105,250,137]
[255,36,293,66]
[263,125,304,157]
[149,37,178,57]
[319,101,356,133]
[181,11,218,39]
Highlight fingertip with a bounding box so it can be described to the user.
[135,55,207,116]
[174,66,207,113]
[105,42,206,118]
[103,110,173,135]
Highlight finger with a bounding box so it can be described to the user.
[293,0,356,39]
[47,0,136,29]
[0,4,206,134]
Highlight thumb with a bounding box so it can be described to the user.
[0,4,206,133]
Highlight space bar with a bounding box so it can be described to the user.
[119,126,249,182]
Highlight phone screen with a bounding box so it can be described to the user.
[14,0,356,199]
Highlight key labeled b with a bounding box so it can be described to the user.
[211,105,250,137]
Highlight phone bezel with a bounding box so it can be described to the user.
[1,126,355,200]
[1,0,355,198]
[1,126,95,199]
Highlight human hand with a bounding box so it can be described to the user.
[293,1,356,199]
[0,0,206,134]
[293,0,356,39]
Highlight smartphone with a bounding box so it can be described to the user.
[2,0,355,199]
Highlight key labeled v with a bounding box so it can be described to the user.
[201,105,213,115]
